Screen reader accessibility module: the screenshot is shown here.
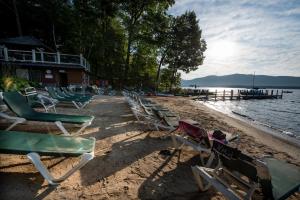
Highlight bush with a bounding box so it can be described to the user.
[0,77,35,92]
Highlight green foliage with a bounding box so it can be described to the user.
[164,11,207,89]
[0,77,32,92]
[159,68,181,91]
[118,0,174,85]
[1,0,206,89]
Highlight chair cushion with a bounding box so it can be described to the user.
[0,130,95,156]
[3,91,93,124]
[264,158,300,200]
[24,112,94,124]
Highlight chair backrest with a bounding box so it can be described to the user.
[62,87,73,96]
[24,87,39,106]
[213,141,277,198]
[1,91,35,117]
[179,120,211,147]
[46,87,59,98]
[212,140,259,182]
[53,87,65,96]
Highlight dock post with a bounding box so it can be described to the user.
[238,90,240,100]
[206,90,209,100]
[215,89,217,101]
[230,90,233,100]
[271,90,273,97]
[281,90,283,99]
[223,90,225,101]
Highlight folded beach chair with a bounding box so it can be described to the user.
[123,91,172,131]
[24,87,58,113]
[0,130,95,185]
[171,119,236,166]
[152,107,180,130]
[191,140,300,200]
[46,87,90,109]
[138,97,169,113]
[0,91,94,135]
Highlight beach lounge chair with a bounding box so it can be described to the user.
[0,91,94,135]
[152,107,180,130]
[54,87,92,102]
[61,87,93,99]
[46,87,90,109]
[0,130,95,185]
[191,140,300,200]
[123,91,173,131]
[24,87,58,113]
[171,119,236,166]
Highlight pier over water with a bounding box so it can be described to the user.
[193,89,283,101]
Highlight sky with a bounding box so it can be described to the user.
[169,0,300,80]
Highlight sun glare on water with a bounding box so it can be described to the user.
[208,40,239,60]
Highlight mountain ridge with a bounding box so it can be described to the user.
[181,74,300,88]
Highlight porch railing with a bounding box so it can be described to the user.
[0,47,90,71]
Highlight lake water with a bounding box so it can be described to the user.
[186,87,300,142]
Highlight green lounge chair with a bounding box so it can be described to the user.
[46,87,90,109]
[24,87,57,113]
[54,87,91,102]
[0,130,95,185]
[191,141,300,200]
[62,87,93,99]
[0,91,94,135]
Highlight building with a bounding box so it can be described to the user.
[0,36,90,86]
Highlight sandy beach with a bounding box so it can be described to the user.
[0,95,299,200]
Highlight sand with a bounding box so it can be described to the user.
[0,95,299,200]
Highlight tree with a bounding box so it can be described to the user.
[118,0,174,84]
[164,11,206,91]
[159,68,180,91]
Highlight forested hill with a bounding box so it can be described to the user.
[181,74,300,88]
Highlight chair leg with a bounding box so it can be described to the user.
[55,117,93,136]
[74,119,93,135]
[172,134,179,149]
[52,105,57,113]
[72,101,88,109]
[55,121,71,135]
[27,152,94,185]
[192,166,241,200]
[191,166,211,191]
[72,101,81,109]
[0,112,26,131]
[6,117,26,130]
[205,153,215,167]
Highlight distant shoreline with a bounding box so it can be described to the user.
[181,74,300,89]
[181,85,300,89]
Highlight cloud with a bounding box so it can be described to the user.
[169,0,300,79]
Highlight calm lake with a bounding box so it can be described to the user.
[187,87,300,142]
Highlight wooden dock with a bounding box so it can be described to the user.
[193,89,283,101]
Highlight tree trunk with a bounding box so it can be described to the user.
[169,69,177,92]
[12,0,22,36]
[155,53,166,92]
[124,31,132,84]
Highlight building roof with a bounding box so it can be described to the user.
[0,36,45,47]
